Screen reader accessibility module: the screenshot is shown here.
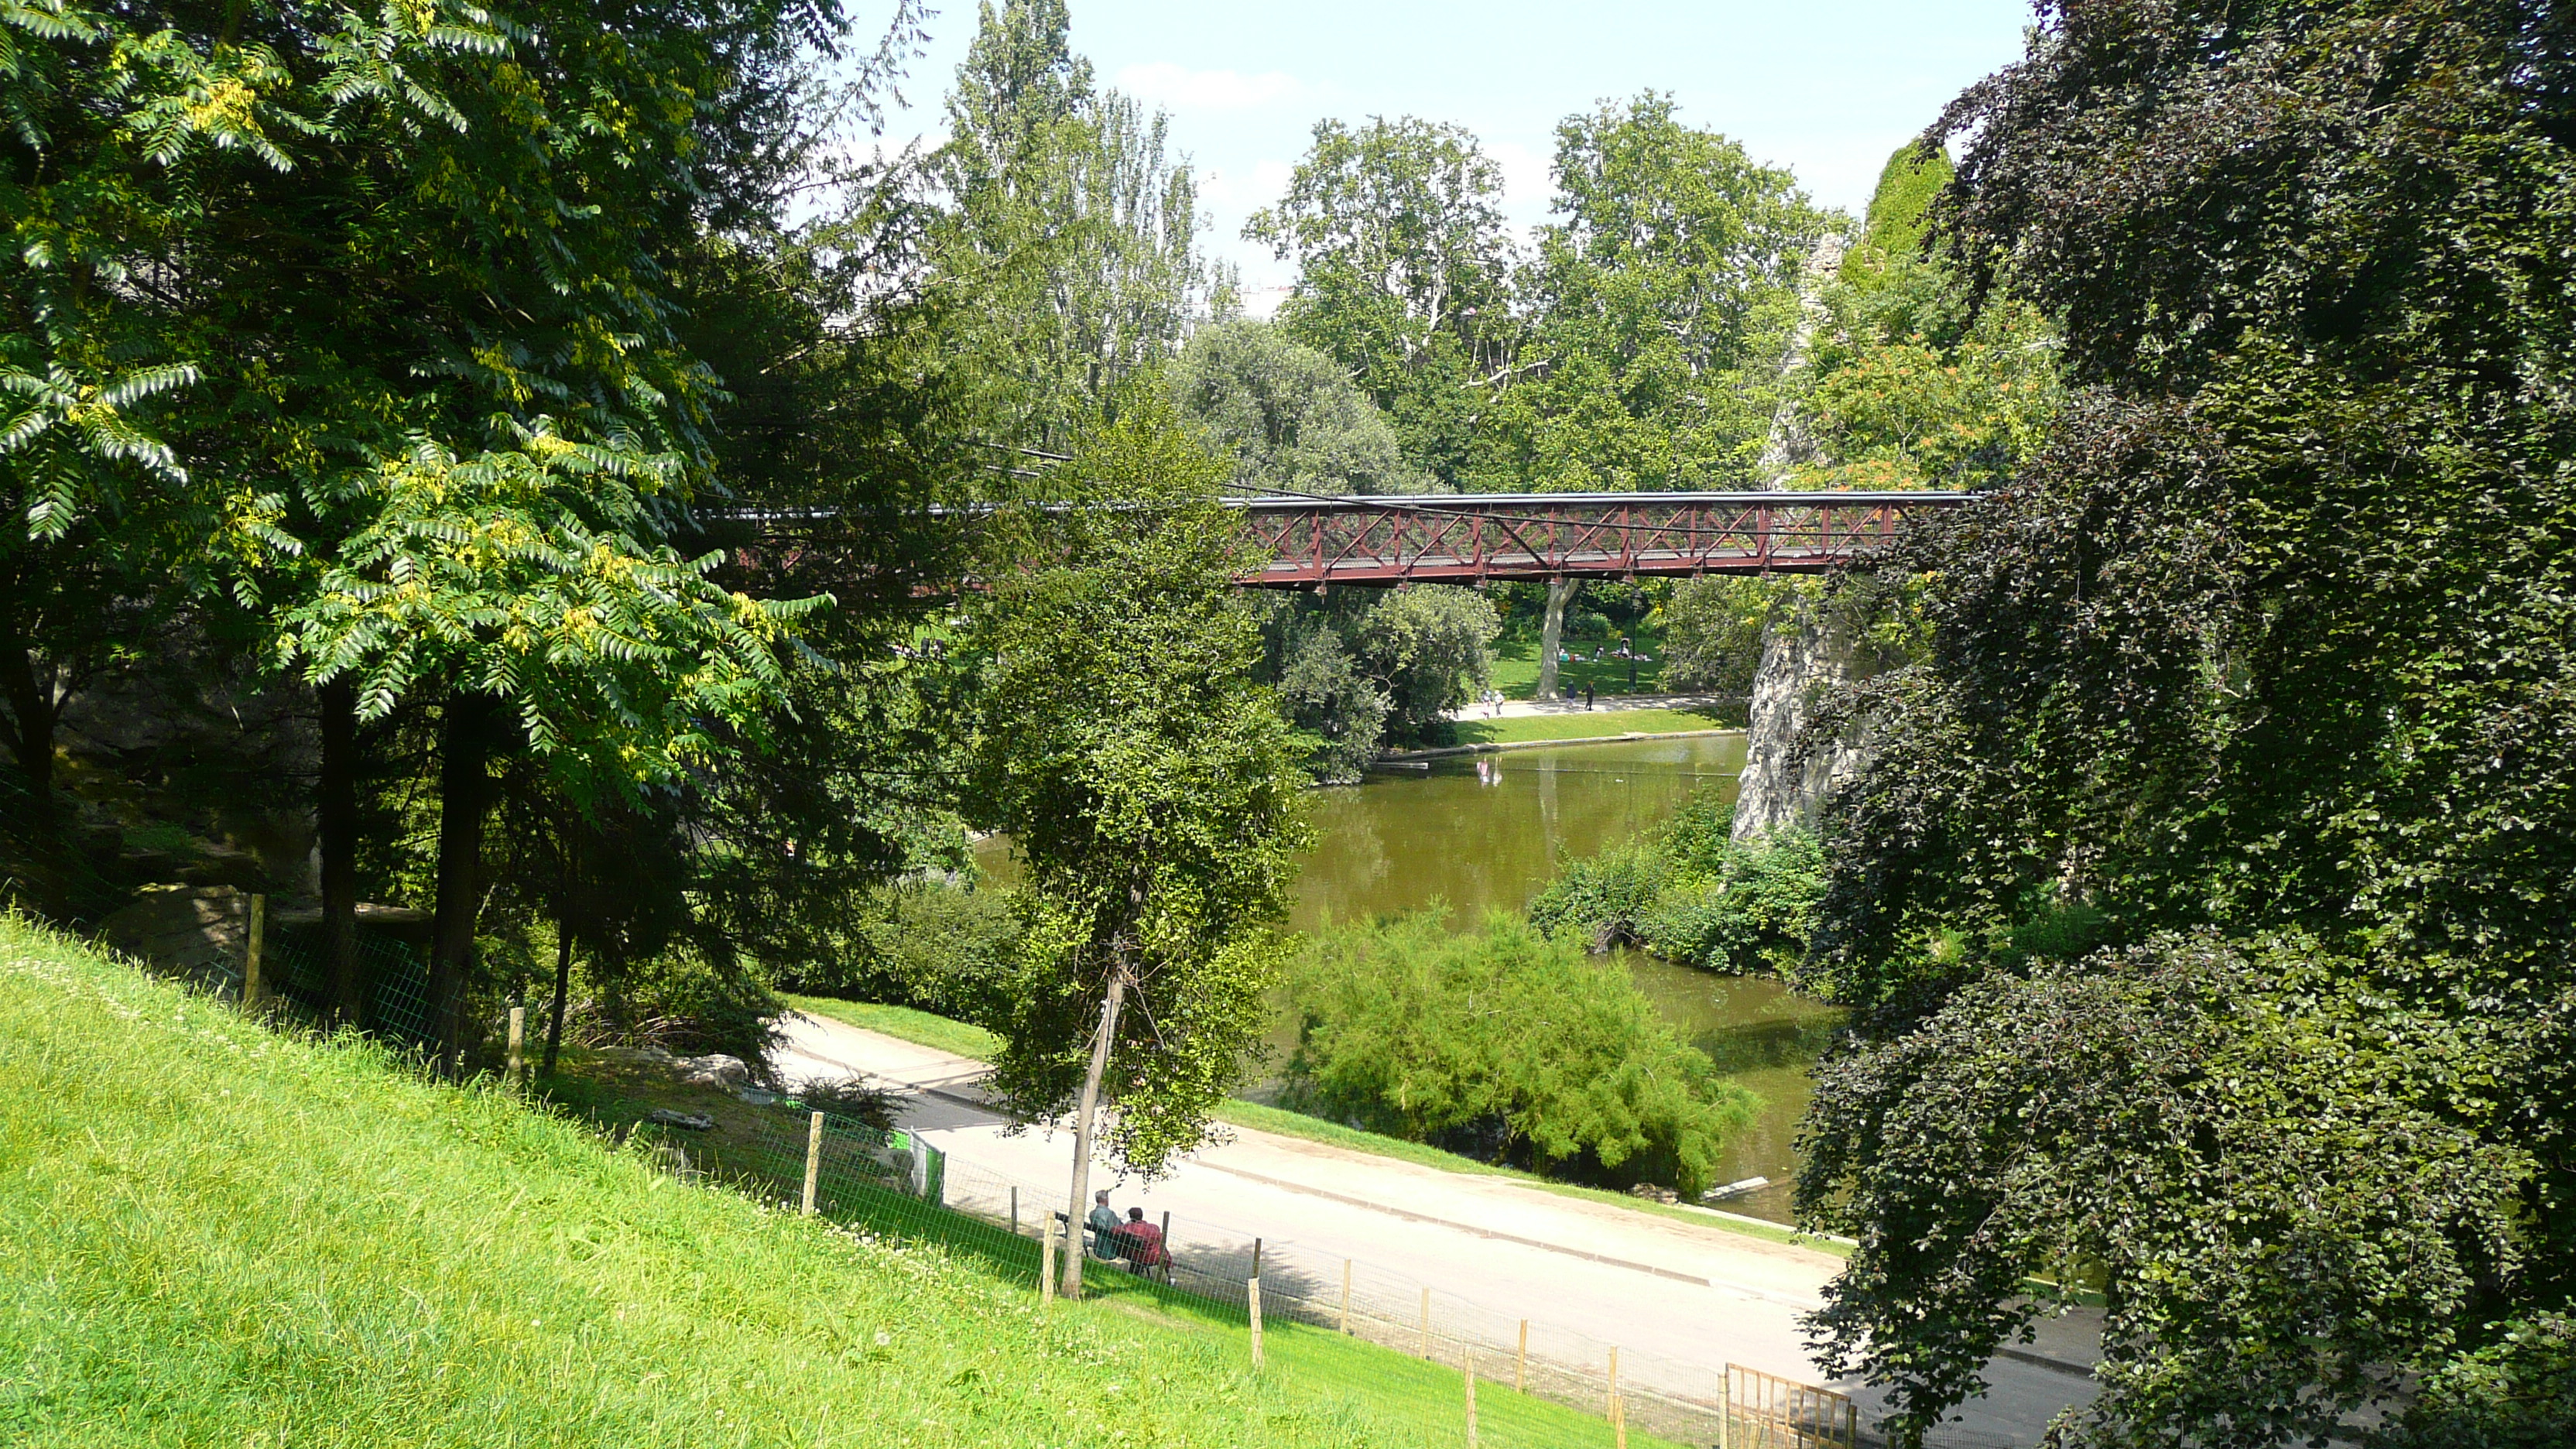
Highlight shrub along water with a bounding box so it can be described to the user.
[1282,908,1756,1197]
[1526,792,1822,978]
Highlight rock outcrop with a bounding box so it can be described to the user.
[1733,230,1865,848]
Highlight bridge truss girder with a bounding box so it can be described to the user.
[1232,492,1971,587]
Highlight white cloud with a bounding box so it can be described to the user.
[1198,158,1296,208]
[1485,139,1557,217]
[1116,61,1301,111]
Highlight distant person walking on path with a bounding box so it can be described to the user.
[1117,1207,1170,1279]
[1085,1190,1122,1260]
[1584,682,1595,710]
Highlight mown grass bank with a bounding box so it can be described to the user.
[0,918,1669,1446]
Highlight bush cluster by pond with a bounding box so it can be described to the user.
[1281,907,1757,1197]
[1526,792,1822,977]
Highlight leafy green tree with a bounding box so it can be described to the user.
[929,0,1205,454]
[1286,907,1756,1195]
[1800,4,2576,1443]
[960,398,1309,1296]
[1790,146,2063,492]
[0,0,888,1064]
[1348,585,1499,738]
[1265,609,1389,784]
[1166,319,1427,495]
[1249,118,1517,488]
[1657,576,1771,696]
[1483,94,1821,492]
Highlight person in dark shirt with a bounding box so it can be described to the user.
[1117,1206,1169,1278]
[1084,1190,1122,1261]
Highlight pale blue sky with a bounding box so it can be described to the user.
[875,1,2035,305]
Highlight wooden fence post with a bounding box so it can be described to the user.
[1248,1277,1264,1371]
[242,893,266,1012]
[505,1004,526,1088]
[1420,1287,1432,1359]
[801,1111,824,1215]
[1608,1346,1625,1449]
[1464,1345,1479,1447]
[1251,1236,1262,1279]
[1010,1184,1019,1236]
[1719,1363,1732,1449]
[1516,1319,1528,1392]
[1339,1259,1353,1334]
[1041,1221,1057,1306]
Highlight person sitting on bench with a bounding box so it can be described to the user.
[1116,1207,1169,1278]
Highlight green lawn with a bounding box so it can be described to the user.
[1,917,1678,1447]
[780,992,1838,1255]
[1488,627,1669,701]
[1442,707,1738,748]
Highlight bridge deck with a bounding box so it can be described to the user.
[720,490,1973,588]
[1230,491,1971,585]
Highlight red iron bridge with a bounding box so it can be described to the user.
[722,490,1974,589]
[1228,490,1971,587]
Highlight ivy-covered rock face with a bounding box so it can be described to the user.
[1799,4,2576,1446]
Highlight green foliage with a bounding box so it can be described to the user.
[962,397,1310,1174]
[2384,1314,2576,1449]
[930,0,1205,455]
[1656,575,1783,696]
[1267,609,1388,783]
[1789,144,2060,495]
[0,0,841,771]
[1852,143,1952,265]
[1804,4,2576,1443]
[1262,584,1499,778]
[1348,586,1499,739]
[1249,118,1517,488]
[1800,933,2537,1449]
[1482,94,1823,491]
[276,431,820,793]
[775,879,1026,1029]
[1167,320,1427,495]
[1283,908,1757,1197]
[1529,792,1821,977]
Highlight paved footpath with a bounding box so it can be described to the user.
[775,1011,2102,1447]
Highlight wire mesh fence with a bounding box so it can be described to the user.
[643,1084,1865,1449]
[259,927,440,1048]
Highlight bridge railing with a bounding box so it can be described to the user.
[708,490,1975,589]
[1231,492,1972,586]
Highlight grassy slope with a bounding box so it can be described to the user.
[0,920,1664,1447]
[777,993,1841,1255]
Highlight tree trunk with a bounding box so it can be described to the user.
[1060,959,1130,1300]
[1534,578,1575,701]
[317,677,365,1029]
[428,692,500,1077]
[0,635,63,834]
[543,916,572,1075]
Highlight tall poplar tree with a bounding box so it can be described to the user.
[929,0,1205,454]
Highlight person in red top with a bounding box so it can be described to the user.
[1116,1206,1169,1279]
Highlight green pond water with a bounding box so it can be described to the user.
[981,734,1836,1223]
